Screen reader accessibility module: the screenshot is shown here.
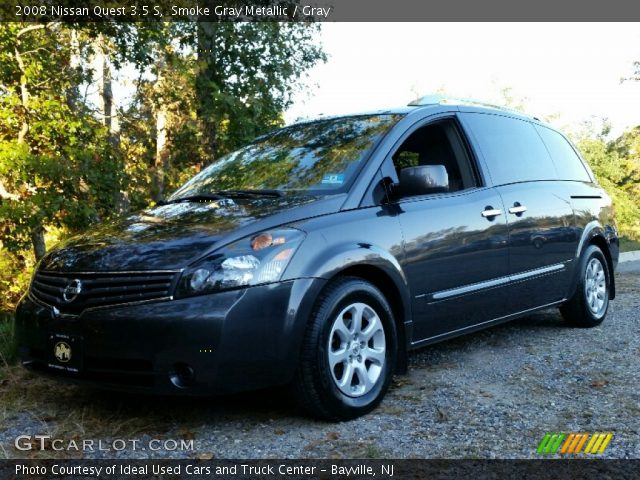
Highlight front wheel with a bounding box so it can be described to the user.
[560,245,611,328]
[294,277,397,420]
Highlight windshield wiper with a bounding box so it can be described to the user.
[162,193,227,204]
[218,189,284,198]
[162,189,284,205]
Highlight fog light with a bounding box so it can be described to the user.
[169,363,195,389]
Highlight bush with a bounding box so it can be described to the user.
[620,237,640,253]
[575,125,640,242]
[0,311,16,367]
[0,248,33,313]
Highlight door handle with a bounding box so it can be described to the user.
[508,203,527,215]
[481,208,502,218]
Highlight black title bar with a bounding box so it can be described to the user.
[3,0,640,22]
[2,459,640,480]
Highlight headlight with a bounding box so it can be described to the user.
[175,228,305,297]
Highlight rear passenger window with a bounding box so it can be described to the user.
[463,113,557,185]
[534,125,592,182]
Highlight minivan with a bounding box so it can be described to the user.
[15,96,618,420]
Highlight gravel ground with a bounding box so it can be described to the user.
[1,262,639,459]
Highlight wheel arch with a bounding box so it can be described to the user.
[324,262,410,375]
[573,222,616,300]
[286,238,413,377]
[587,235,615,299]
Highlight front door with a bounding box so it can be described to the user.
[384,117,512,342]
[398,188,511,341]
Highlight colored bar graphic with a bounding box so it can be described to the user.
[549,434,565,453]
[587,433,605,454]
[559,433,575,454]
[537,433,552,454]
[584,433,614,454]
[572,433,589,453]
[537,433,565,454]
[597,433,613,454]
[537,433,613,455]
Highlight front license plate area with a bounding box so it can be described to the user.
[47,333,83,373]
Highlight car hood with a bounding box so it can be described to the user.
[40,194,344,272]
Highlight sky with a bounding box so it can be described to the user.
[284,23,640,137]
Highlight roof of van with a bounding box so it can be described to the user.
[288,95,541,126]
[407,94,539,121]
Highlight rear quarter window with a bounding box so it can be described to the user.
[463,113,557,186]
[534,124,593,182]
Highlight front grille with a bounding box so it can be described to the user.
[30,270,178,314]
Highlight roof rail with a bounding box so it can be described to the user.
[408,94,527,116]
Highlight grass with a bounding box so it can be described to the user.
[620,237,640,253]
[0,370,215,458]
[364,443,385,459]
[0,371,195,458]
[0,361,300,458]
[0,311,16,375]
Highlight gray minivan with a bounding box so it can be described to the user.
[16,96,618,419]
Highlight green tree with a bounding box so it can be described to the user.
[0,20,326,310]
[0,23,123,259]
[120,22,326,203]
[574,121,640,240]
[194,22,326,163]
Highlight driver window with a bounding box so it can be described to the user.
[392,120,479,193]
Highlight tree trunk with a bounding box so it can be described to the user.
[14,45,29,144]
[196,22,219,165]
[95,34,120,146]
[152,65,169,202]
[153,107,168,202]
[30,224,46,261]
[15,26,47,260]
[114,189,130,215]
[95,34,127,213]
[67,28,81,110]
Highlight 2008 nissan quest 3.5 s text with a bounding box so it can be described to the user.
[15,96,618,420]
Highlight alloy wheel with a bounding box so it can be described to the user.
[327,302,386,397]
[584,257,607,318]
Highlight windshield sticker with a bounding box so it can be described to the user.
[321,174,345,185]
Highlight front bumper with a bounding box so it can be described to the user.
[15,278,325,395]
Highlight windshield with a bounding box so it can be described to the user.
[168,114,403,200]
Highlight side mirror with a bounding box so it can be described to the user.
[398,165,449,197]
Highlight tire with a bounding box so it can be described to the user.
[560,245,611,328]
[294,277,398,421]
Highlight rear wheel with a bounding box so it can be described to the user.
[294,277,397,420]
[560,245,610,328]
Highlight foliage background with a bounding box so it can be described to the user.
[0,21,638,323]
[0,21,325,317]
